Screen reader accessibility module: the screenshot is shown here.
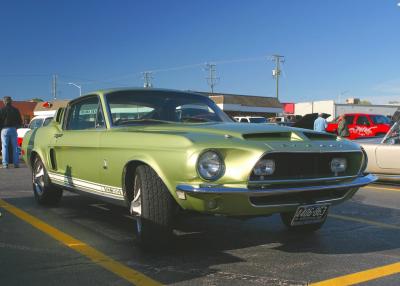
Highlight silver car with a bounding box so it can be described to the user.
[360,120,400,181]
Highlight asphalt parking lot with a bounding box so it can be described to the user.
[0,165,399,286]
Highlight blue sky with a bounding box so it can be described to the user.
[0,0,399,104]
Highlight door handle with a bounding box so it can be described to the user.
[54,133,63,138]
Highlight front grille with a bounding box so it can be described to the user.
[249,188,350,206]
[250,152,362,181]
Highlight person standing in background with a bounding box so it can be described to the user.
[337,114,350,138]
[313,113,328,132]
[0,96,22,168]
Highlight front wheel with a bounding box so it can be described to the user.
[280,212,326,232]
[32,157,63,206]
[130,165,176,250]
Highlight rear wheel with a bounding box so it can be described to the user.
[280,211,326,232]
[32,157,62,206]
[130,165,176,250]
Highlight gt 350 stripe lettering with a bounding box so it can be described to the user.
[48,172,124,200]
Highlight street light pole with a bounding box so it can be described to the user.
[68,82,82,97]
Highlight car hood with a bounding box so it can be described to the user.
[118,122,295,138]
[116,122,342,142]
[111,122,361,152]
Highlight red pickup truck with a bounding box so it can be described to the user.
[326,113,391,139]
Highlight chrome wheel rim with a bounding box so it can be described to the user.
[130,175,142,233]
[33,162,45,195]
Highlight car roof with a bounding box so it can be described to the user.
[69,88,211,104]
[87,87,207,97]
[343,113,380,116]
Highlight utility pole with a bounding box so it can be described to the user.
[52,74,58,99]
[142,71,153,88]
[205,63,219,94]
[271,55,284,100]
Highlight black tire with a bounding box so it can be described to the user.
[32,157,62,206]
[280,212,326,232]
[130,165,176,250]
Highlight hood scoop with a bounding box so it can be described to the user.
[243,132,294,141]
[303,132,337,140]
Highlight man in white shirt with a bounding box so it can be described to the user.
[314,113,327,132]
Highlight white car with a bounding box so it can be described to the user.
[17,115,54,147]
[359,120,400,182]
[234,116,267,123]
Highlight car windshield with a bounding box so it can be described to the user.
[249,117,267,123]
[370,115,390,124]
[106,90,232,126]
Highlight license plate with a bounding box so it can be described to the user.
[290,204,330,226]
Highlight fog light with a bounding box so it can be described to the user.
[207,199,217,209]
[253,159,275,176]
[331,158,347,175]
[176,190,186,200]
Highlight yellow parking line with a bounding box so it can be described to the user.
[329,214,400,230]
[309,262,400,286]
[363,186,400,193]
[0,199,161,286]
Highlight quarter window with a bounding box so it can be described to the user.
[29,118,44,129]
[65,97,105,130]
[43,117,53,127]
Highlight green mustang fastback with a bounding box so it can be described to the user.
[22,88,376,248]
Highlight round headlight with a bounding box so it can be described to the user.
[330,158,347,175]
[253,159,275,176]
[197,150,224,181]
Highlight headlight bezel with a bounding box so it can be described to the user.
[253,159,276,176]
[359,147,368,174]
[196,149,225,181]
[330,157,347,175]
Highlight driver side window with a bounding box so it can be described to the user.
[65,96,105,130]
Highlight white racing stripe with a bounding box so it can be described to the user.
[48,172,124,200]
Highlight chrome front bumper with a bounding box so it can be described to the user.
[176,174,377,196]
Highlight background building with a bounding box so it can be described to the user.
[0,101,37,125]
[200,92,282,118]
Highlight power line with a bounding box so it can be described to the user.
[0,73,50,77]
[98,55,268,85]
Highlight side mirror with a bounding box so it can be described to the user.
[55,107,65,124]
